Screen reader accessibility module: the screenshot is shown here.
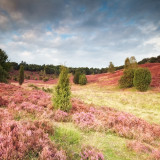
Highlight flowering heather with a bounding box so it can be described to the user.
[0,96,8,106]
[53,109,69,122]
[0,120,66,160]
[80,146,104,160]
[0,108,13,122]
[72,112,103,131]
[0,83,52,117]
[33,120,54,135]
[71,99,160,146]
[40,146,67,160]
[127,141,152,153]
[127,140,160,160]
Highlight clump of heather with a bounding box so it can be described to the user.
[0,120,66,160]
[28,90,51,107]
[152,149,160,160]
[0,108,13,122]
[80,146,104,160]
[34,120,54,135]
[127,141,152,153]
[0,96,8,106]
[71,98,90,113]
[127,140,160,160]
[53,109,69,122]
[72,112,103,131]
[104,110,160,143]
[40,146,67,160]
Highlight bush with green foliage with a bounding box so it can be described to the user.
[0,65,8,83]
[119,68,135,88]
[124,57,131,69]
[53,66,71,112]
[79,74,87,85]
[43,77,49,82]
[73,71,81,84]
[108,62,115,73]
[0,49,10,83]
[133,68,151,91]
[19,65,24,85]
[13,76,18,81]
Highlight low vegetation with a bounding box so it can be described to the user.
[0,50,160,160]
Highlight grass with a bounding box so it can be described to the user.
[13,111,36,121]
[50,123,82,160]
[49,122,149,160]
[72,84,160,124]
[82,132,149,160]
[13,82,159,159]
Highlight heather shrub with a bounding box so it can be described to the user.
[0,121,65,160]
[19,65,24,85]
[119,68,135,88]
[40,146,67,160]
[79,74,87,85]
[0,96,8,106]
[133,68,151,91]
[73,70,81,84]
[53,109,69,122]
[33,120,54,135]
[80,146,104,160]
[72,112,103,131]
[53,66,71,112]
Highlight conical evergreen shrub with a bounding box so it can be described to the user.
[19,65,24,85]
[53,66,71,112]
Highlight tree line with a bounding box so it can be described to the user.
[8,54,160,75]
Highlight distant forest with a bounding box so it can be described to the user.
[10,55,160,75]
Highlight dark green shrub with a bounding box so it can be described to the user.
[53,66,71,112]
[133,68,151,91]
[108,62,115,73]
[43,77,49,82]
[79,74,87,85]
[28,84,40,90]
[119,68,135,88]
[19,65,24,85]
[13,76,18,81]
[73,71,81,84]
[0,65,8,83]
[42,87,52,93]
[0,49,10,83]
[124,57,130,69]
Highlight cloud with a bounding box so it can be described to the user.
[0,0,160,68]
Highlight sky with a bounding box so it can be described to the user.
[0,0,160,68]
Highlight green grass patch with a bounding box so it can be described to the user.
[82,132,149,160]
[72,85,160,124]
[50,123,82,160]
